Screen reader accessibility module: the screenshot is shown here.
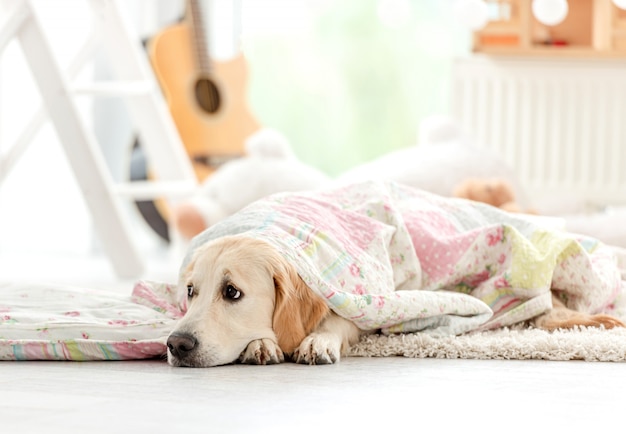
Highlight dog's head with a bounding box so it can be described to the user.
[167,235,329,367]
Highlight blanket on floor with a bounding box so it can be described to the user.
[185,181,621,334]
[1,181,624,361]
[0,281,181,361]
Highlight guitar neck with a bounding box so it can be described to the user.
[188,0,212,74]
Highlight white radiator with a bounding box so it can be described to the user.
[450,57,626,207]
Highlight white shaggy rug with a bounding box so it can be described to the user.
[348,326,626,362]
[348,246,626,362]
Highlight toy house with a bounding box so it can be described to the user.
[474,0,626,56]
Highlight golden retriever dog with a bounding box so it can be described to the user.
[167,236,361,367]
[166,234,624,368]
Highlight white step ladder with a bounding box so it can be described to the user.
[0,0,197,278]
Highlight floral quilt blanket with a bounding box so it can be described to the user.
[0,281,181,361]
[187,180,623,334]
[1,181,624,361]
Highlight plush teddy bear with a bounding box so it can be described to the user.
[172,128,332,240]
[172,116,534,240]
[453,177,534,213]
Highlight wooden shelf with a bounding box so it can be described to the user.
[477,46,626,58]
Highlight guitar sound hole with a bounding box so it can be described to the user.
[195,78,221,114]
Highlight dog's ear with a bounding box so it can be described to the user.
[272,260,329,355]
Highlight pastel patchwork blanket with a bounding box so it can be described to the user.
[1,180,624,361]
[0,281,182,361]
[186,180,622,336]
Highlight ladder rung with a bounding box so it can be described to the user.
[71,81,155,97]
[114,181,198,200]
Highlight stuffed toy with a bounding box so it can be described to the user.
[338,115,531,208]
[172,116,534,240]
[172,128,332,240]
[453,177,525,213]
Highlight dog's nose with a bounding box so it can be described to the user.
[167,332,198,359]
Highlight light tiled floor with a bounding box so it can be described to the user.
[1,357,625,433]
[1,248,625,434]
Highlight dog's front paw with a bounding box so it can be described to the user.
[239,339,284,365]
[293,334,341,365]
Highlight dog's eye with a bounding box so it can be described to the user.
[187,284,195,299]
[223,284,242,301]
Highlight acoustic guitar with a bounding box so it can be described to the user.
[133,0,260,241]
[148,0,260,182]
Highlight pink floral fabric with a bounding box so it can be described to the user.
[187,181,623,335]
[2,181,624,361]
[0,281,183,361]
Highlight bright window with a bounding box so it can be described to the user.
[241,0,471,176]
